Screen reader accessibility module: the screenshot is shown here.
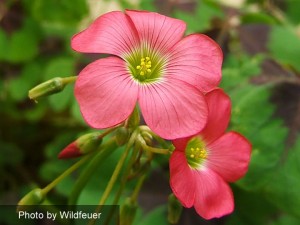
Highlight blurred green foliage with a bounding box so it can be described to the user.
[1,0,300,225]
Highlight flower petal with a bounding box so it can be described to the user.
[138,79,208,140]
[200,89,231,144]
[75,57,138,129]
[172,137,190,152]
[71,11,139,56]
[193,168,234,219]
[125,10,186,54]
[169,150,195,208]
[207,132,252,182]
[167,34,223,92]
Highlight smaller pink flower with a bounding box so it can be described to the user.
[169,89,251,220]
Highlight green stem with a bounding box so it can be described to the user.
[62,76,77,84]
[68,138,119,205]
[98,142,131,206]
[88,130,139,225]
[41,154,92,195]
[137,134,170,155]
[112,144,140,204]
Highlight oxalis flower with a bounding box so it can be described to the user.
[71,10,222,139]
[169,89,251,219]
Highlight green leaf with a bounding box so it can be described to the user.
[8,63,42,101]
[268,26,300,72]
[286,0,300,24]
[270,214,300,225]
[7,30,39,63]
[174,0,223,33]
[241,12,277,25]
[264,137,300,218]
[31,0,88,25]
[226,187,277,225]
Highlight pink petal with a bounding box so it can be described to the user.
[125,10,186,54]
[166,34,223,92]
[71,11,139,56]
[172,137,190,152]
[169,150,195,208]
[193,168,234,219]
[75,57,138,129]
[200,89,231,144]
[207,132,252,182]
[138,79,208,140]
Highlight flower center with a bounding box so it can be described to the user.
[124,44,166,84]
[185,137,208,169]
[136,56,152,77]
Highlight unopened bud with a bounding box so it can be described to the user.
[29,77,67,101]
[120,198,137,225]
[58,132,102,159]
[17,188,45,212]
[115,127,130,146]
[168,194,182,224]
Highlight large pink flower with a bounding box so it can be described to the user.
[72,10,222,139]
[169,89,251,219]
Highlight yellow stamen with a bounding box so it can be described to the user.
[136,56,152,78]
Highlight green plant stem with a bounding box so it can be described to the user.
[62,76,77,84]
[98,142,131,206]
[102,146,140,225]
[137,135,170,155]
[112,145,140,205]
[41,154,93,195]
[88,131,139,225]
[68,138,119,205]
[96,130,138,206]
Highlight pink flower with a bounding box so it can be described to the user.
[169,89,251,219]
[71,10,222,139]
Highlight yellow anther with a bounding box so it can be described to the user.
[191,148,194,151]
[190,154,195,158]
[196,148,200,151]
[135,56,152,78]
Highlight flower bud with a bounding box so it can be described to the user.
[120,198,137,225]
[168,194,182,224]
[58,132,102,159]
[115,127,130,146]
[29,77,67,101]
[17,188,45,212]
